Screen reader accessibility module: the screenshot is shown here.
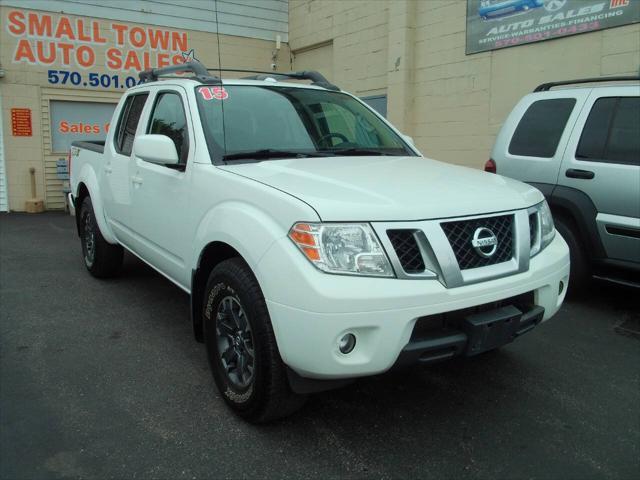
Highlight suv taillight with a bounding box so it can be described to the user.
[484,158,496,173]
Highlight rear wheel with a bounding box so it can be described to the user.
[555,217,589,296]
[79,196,123,278]
[202,258,305,423]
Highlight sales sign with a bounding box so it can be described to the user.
[3,9,198,91]
[50,101,116,152]
[466,0,640,54]
[11,108,32,137]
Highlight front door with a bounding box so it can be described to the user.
[129,88,192,288]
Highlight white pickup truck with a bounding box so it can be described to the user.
[69,61,570,422]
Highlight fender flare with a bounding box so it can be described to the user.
[189,201,306,342]
[75,164,118,244]
[528,182,605,259]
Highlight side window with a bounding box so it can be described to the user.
[115,93,148,156]
[147,92,188,164]
[508,98,576,158]
[577,97,640,166]
[575,97,616,161]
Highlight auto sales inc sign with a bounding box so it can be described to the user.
[466,0,640,54]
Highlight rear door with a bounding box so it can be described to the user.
[558,86,640,263]
[492,89,590,187]
[102,92,149,244]
[128,87,193,288]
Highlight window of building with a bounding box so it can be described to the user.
[115,93,148,156]
[147,92,189,164]
[360,95,388,118]
[508,98,576,158]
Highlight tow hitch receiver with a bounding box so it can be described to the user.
[463,304,544,356]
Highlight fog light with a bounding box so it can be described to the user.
[559,281,564,295]
[338,333,356,354]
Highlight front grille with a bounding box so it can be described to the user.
[529,212,537,248]
[387,230,425,274]
[440,214,513,270]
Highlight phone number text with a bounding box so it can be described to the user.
[47,69,144,89]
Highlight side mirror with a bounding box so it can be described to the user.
[402,134,415,146]
[133,134,179,165]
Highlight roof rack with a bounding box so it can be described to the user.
[207,68,340,91]
[534,75,640,92]
[139,61,221,84]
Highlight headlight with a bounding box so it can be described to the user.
[530,200,555,257]
[288,223,394,277]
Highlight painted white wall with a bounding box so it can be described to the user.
[0,0,288,41]
[0,90,8,212]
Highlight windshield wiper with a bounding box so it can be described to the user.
[223,149,326,161]
[320,147,400,156]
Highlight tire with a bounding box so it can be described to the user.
[79,196,123,278]
[202,258,306,423]
[555,217,590,296]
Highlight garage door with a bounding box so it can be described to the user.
[293,42,334,82]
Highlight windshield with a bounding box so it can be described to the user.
[195,85,415,161]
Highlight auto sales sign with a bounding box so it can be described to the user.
[466,0,640,54]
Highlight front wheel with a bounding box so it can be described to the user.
[79,196,123,278]
[202,258,306,422]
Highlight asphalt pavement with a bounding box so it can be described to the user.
[1,212,638,479]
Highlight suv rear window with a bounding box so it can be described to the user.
[577,97,640,166]
[508,98,576,158]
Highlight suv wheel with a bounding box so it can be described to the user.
[555,217,589,295]
[79,196,123,278]
[202,258,306,422]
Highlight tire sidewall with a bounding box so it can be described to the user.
[79,197,96,269]
[202,268,266,414]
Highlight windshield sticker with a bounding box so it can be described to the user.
[198,86,228,100]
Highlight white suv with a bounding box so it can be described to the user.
[489,77,640,292]
[69,61,569,422]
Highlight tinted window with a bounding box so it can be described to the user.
[577,97,640,166]
[607,98,640,165]
[147,92,188,163]
[508,98,576,158]
[576,97,616,160]
[115,93,148,156]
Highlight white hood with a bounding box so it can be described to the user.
[218,156,543,221]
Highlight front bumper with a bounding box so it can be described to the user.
[257,233,569,380]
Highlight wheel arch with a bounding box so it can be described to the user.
[73,165,118,244]
[191,241,245,343]
[547,185,605,260]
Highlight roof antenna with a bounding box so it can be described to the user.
[214,0,227,158]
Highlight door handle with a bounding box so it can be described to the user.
[565,169,595,180]
[104,165,112,174]
[131,176,143,185]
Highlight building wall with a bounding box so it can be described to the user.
[289,0,640,168]
[0,3,290,211]
[0,0,289,41]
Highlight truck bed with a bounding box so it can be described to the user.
[71,140,105,154]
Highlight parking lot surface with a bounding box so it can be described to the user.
[1,212,639,479]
